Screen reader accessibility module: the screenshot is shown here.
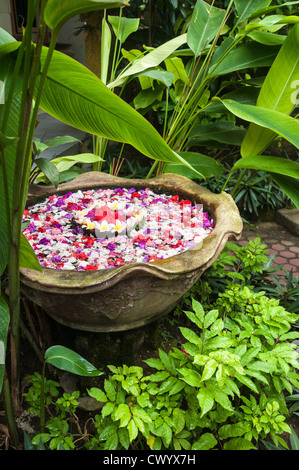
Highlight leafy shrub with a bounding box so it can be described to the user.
[23,238,299,450]
[202,169,290,221]
[24,290,299,450]
[176,237,299,313]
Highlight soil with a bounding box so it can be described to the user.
[1,294,299,451]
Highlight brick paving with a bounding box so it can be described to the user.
[237,221,299,278]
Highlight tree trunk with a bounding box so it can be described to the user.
[84,11,103,78]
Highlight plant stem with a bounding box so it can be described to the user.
[0,39,26,243]
[221,170,233,192]
[110,8,123,82]
[146,160,158,179]
[40,362,46,432]
[231,168,247,198]
[8,1,57,410]
[8,2,38,409]
[162,87,169,140]
[2,368,19,448]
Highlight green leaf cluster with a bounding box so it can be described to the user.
[23,271,299,450]
[84,288,298,450]
[112,0,299,207]
[23,372,60,416]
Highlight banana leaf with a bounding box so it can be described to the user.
[109,34,187,88]
[44,0,126,32]
[233,0,272,25]
[163,151,226,180]
[232,155,299,179]
[209,43,279,77]
[241,24,299,157]
[221,99,299,208]
[222,100,299,150]
[39,47,197,171]
[187,0,226,58]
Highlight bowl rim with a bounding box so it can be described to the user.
[20,171,243,292]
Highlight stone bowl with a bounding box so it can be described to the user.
[20,172,243,332]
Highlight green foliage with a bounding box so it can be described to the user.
[44,345,103,377]
[30,135,87,187]
[262,425,299,450]
[23,277,299,450]
[32,416,76,450]
[4,0,299,450]
[23,344,103,450]
[116,1,299,209]
[203,167,290,220]
[0,0,197,400]
[55,391,80,418]
[180,237,299,312]
[23,372,60,417]
[285,388,299,417]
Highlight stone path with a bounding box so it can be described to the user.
[238,221,299,278]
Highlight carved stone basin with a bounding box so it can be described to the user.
[20,172,243,332]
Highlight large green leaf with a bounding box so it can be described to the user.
[205,86,260,114]
[101,16,112,84]
[44,345,103,377]
[0,92,20,275]
[164,151,226,180]
[256,14,299,29]
[164,57,188,84]
[36,153,104,183]
[19,233,42,271]
[0,27,16,45]
[248,31,286,46]
[43,135,80,148]
[187,0,226,58]
[247,2,299,21]
[233,0,272,25]
[0,296,9,393]
[134,69,175,89]
[221,100,299,149]
[188,121,246,147]
[108,16,139,43]
[39,48,194,170]
[34,157,60,187]
[44,0,126,32]
[221,99,299,207]
[272,174,299,209]
[232,155,299,179]
[0,41,37,274]
[109,34,187,88]
[209,43,279,77]
[241,24,299,157]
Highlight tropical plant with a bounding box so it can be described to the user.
[20,237,299,450]
[23,345,103,450]
[110,0,299,204]
[202,166,289,220]
[220,15,299,207]
[23,291,299,450]
[30,134,87,187]
[0,0,199,429]
[1,0,299,449]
